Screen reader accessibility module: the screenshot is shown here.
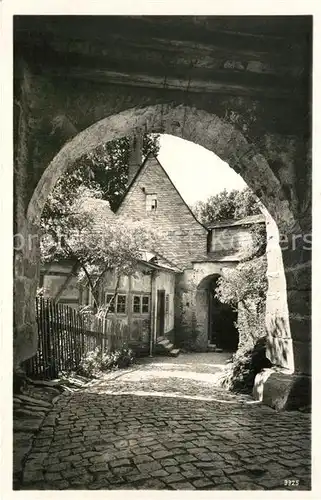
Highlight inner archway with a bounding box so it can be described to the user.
[196,273,239,353]
[209,276,239,352]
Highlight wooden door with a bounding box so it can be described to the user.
[156,290,165,339]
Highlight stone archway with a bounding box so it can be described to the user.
[24,106,294,363]
[15,103,310,406]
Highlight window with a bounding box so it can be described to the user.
[106,294,115,313]
[142,296,150,314]
[105,294,127,314]
[117,294,127,314]
[132,295,150,314]
[133,295,141,313]
[165,294,169,315]
[146,193,157,212]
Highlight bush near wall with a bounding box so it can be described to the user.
[237,301,266,350]
[77,345,135,379]
[216,255,268,348]
[218,336,272,393]
[215,254,271,392]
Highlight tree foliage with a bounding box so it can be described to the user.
[81,134,160,211]
[215,256,268,313]
[215,232,270,393]
[77,346,136,378]
[215,216,268,351]
[193,187,262,225]
[40,133,160,307]
[40,189,159,309]
[41,133,160,234]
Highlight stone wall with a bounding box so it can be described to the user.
[14,68,41,367]
[14,218,40,368]
[262,208,295,372]
[175,261,237,350]
[209,226,254,256]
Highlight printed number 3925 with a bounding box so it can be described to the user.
[284,479,299,487]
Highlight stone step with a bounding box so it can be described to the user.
[155,340,174,351]
[15,394,52,409]
[13,419,44,432]
[14,408,46,419]
[25,377,62,388]
[154,336,180,357]
[157,338,171,347]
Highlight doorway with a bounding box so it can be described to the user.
[208,278,238,350]
[156,290,165,339]
[196,273,239,352]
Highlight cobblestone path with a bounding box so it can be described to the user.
[21,354,311,490]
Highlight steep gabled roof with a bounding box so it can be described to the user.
[138,249,182,273]
[137,259,179,274]
[206,213,266,229]
[116,152,209,232]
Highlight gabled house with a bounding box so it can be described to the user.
[116,152,266,352]
[41,151,266,354]
[40,196,180,355]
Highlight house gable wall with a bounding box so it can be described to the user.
[117,156,208,268]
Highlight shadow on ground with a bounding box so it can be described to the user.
[17,353,311,491]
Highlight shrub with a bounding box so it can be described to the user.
[78,345,135,378]
[215,255,268,346]
[214,252,269,391]
[217,336,272,394]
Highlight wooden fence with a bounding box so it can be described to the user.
[22,297,129,379]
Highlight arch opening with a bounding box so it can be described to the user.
[16,103,297,375]
[196,273,239,353]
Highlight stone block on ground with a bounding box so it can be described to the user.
[254,370,311,410]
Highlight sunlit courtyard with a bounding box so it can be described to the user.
[18,353,310,491]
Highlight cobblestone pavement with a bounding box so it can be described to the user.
[21,354,311,490]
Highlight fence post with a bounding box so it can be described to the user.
[44,299,52,379]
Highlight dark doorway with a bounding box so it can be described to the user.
[156,290,165,338]
[208,277,238,351]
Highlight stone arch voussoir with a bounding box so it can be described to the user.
[27,104,296,233]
